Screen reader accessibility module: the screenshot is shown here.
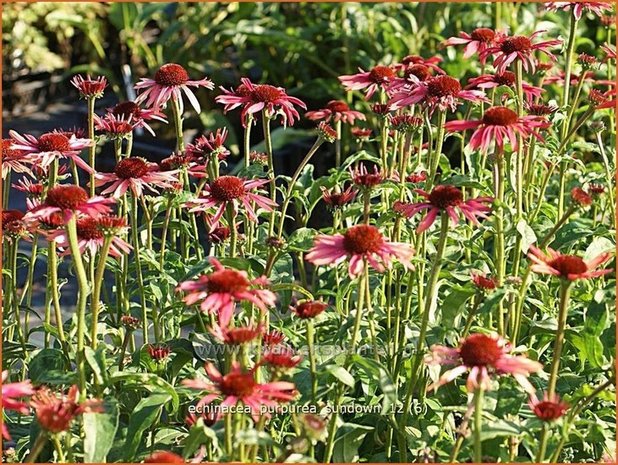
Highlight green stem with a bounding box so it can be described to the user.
[494,149,506,335]
[25,430,48,463]
[65,215,90,400]
[51,433,67,463]
[276,137,324,238]
[87,96,96,197]
[427,111,446,189]
[474,388,484,463]
[306,319,318,402]
[261,110,277,236]
[547,281,572,397]
[170,98,185,152]
[90,236,113,348]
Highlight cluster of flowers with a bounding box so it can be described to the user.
[1,1,615,462]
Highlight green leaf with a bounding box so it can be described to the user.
[516,219,537,253]
[332,423,373,463]
[352,356,397,415]
[28,349,68,384]
[441,286,476,328]
[584,237,614,261]
[111,372,179,413]
[328,366,355,387]
[84,400,119,462]
[478,419,521,441]
[123,392,171,461]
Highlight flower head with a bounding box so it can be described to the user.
[349,163,387,189]
[321,185,358,209]
[394,185,493,233]
[262,345,302,371]
[186,128,230,162]
[2,138,36,178]
[47,216,131,258]
[444,28,503,63]
[480,31,562,74]
[305,100,366,125]
[339,65,397,100]
[263,330,286,347]
[445,106,550,153]
[306,224,414,278]
[148,344,171,362]
[389,75,488,112]
[31,385,103,433]
[291,300,328,319]
[9,130,94,173]
[70,74,108,99]
[183,361,297,422]
[528,246,613,281]
[467,72,544,101]
[545,2,613,19]
[529,392,569,421]
[95,157,179,198]
[144,452,185,463]
[24,185,114,224]
[2,209,28,241]
[216,78,306,127]
[2,371,34,439]
[471,272,498,291]
[210,323,263,345]
[571,187,593,207]
[426,333,543,393]
[185,176,276,230]
[135,63,214,114]
[177,258,276,327]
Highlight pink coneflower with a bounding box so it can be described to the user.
[339,65,397,100]
[47,216,132,258]
[2,210,28,241]
[467,72,544,101]
[2,371,34,440]
[306,224,414,278]
[109,100,167,135]
[545,1,613,19]
[527,247,613,281]
[349,163,387,189]
[94,113,139,139]
[351,127,373,140]
[30,385,103,433]
[406,171,428,183]
[135,63,213,114]
[544,70,595,87]
[394,185,493,233]
[185,176,276,229]
[2,138,36,178]
[589,88,616,109]
[389,75,488,112]
[425,333,543,393]
[291,300,328,319]
[216,78,306,127]
[263,330,286,347]
[480,32,562,74]
[144,452,185,463]
[208,226,231,244]
[321,185,358,209]
[571,187,593,207]
[9,130,94,173]
[398,55,445,74]
[95,157,179,198]
[210,323,263,345]
[177,258,276,327]
[445,106,549,153]
[529,392,569,421]
[70,74,108,99]
[186,128,231,162]
[24,185,114,224]
[471,272,498,291]
[602,43,617,61]
[305,100,366,125]
[390,115,423,133]
[262,345,302,370]
[183,361,297,421]
[148,344,171,362]
[444,28,502,63]
[121,315,140,331]
[526,102,559,116]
